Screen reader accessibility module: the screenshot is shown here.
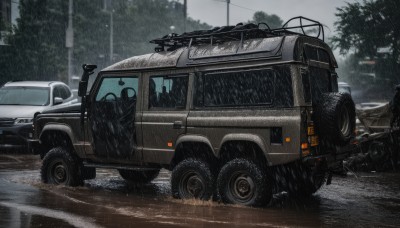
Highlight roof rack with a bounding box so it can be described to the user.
[150,16,324,52]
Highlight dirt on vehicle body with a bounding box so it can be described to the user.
[31,17,356,207]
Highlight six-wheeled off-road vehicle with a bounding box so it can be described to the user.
[31,17,356,206]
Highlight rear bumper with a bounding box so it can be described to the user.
[0,123,33,152]
[302,143,360,169]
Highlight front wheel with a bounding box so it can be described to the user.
[217,159,272,207]
[171,159,215,200]
[41,147,83,186]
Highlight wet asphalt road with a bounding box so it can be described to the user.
[0,154,399,228]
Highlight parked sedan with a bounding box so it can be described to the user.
[0,81,76,152]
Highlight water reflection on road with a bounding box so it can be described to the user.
[0,154,399,227]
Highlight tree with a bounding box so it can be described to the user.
[331,0,400,84]
[4,0,69,82]
[249,11,283,29]
[0,0,211,85]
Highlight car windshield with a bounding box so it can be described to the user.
[0,86,50,106]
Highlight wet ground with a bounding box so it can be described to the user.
[0,154,399,228]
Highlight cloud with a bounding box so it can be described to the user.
[179,0,357,38]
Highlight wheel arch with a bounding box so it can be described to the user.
[171,135,217,170]
[218,134,271,166]
[39,124,76,158]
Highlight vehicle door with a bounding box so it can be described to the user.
[89,75,141,162]
[141,73,190,164]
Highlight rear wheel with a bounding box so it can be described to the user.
[283,162,326,197]
[118,169,160,184]
[41,147,83,186]
[217,159,272,206]
[171,158,215,200]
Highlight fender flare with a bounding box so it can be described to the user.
[175,135,216,157]
[40,123,76,144]
[219,133,272,165]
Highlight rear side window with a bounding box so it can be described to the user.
[53,86,62,99]
[194,67,293,108]
[304,45,331,64]
[61,85,72,99]
[309,67,332,102]
[301,69,312,103]
[149,75,188,109]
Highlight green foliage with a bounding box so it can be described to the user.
[331,0,400,83]
[4,0,68,82]
[249,11,283,29]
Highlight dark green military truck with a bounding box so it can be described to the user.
[31,17,356,206]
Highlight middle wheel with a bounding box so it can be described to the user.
[171,158,215,200]
[217,158,272,206]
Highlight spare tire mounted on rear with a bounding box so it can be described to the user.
[314,92,356,145]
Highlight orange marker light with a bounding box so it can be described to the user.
[167,142,173,147]
[301,143,308,150]
[285,137,291,143]
[307,126,315,135]
[310,136,319,147]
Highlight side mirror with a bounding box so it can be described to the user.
[54,97,63,105]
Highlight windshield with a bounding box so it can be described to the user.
[0,86,50,106]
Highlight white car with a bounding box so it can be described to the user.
[0,81,77,152]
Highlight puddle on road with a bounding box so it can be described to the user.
[1,154,400,227]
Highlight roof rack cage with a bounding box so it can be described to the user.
[150,16,325,52]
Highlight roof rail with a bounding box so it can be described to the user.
[150,16,324,52]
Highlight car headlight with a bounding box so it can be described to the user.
[14,118,33,124]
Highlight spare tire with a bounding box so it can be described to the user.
[313,92,356,145]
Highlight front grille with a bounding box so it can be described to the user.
[0,118,16,127]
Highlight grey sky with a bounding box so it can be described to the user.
[177,0,358,38]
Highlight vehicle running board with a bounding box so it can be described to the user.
[83,162,160,171]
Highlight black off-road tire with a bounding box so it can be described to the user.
[281,162,326,197]
[41,147,83,186]
[171,158,215,200]
[118,169,160,184]
[314,92,356,145]
[295,170,326,196]
[217,159,272,207]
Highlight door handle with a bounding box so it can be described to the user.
[173,121,183,129]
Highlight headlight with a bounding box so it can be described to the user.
[14,118,33,124]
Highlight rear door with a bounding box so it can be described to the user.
[141,72,190,164]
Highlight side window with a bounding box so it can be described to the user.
[301,69,312,103]
[199,69,275,107]
[149,75,188,109]
[95,77,139,101]
[61,85,72,99]
[304,45,331,64]
[309,67,332,102]
[53,86,62,99]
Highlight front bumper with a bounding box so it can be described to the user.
[28,139,43,155]
[0,123,33,152]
